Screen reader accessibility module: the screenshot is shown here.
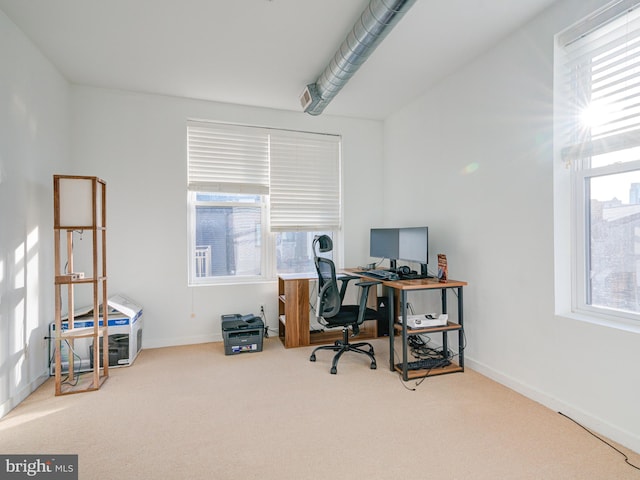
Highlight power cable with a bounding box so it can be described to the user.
[558,411,640,471]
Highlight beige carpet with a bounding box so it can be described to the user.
[1,337,638,480]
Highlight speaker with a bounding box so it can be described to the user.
[376,296,389,337]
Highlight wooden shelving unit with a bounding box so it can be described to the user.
[384,278,467,381]
[53,175,109,395]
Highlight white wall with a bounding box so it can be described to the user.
[70,86,384,348]
[383,0,640,453]
[0,10,71,416]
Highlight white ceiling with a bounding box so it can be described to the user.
[0,0,560,119]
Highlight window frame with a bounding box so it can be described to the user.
[188,191,271,286]
[555,0,640,330]
[572,160,640,323]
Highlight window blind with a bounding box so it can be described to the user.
[187,121,270,194]
[269,131,341,232]
[560,1,640,166]
[187,121,342,232]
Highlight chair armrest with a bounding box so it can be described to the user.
[352,280,382,333]
[337,274,359,301]
[338,274,359,281]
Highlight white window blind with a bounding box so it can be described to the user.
[187,122,269,194]
[270,131,341,232]
[560,1,640,167]
[187,121,341,232]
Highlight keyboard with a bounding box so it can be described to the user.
[404,358,451,370]
[362,269,398,280]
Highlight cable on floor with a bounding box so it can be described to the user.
[558,411,640,471]
[59,340,84,387]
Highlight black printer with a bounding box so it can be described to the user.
[221,314,264,355]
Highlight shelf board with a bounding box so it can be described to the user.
[56,372,108,396]
[307,324,377,346]
[54,225,106,231]
[59,326,107,339]
[55,276,106,285]
[394,361,463,379]
[309,329,343,345]
[394,321,462,334]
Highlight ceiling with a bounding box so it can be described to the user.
[0,0,559,120]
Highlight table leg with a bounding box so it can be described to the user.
[458,286,464,370]
[401,290,408,381]
[441,289,448,358]
[388,287,395,371]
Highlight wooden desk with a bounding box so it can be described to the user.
[277,273,377,348]
[347,271,467,380]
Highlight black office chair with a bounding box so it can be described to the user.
[309,235,382,374]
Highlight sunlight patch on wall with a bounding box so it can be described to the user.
[12,296,25,387]
[26,227,39,334]
[12,350,24,390]
[14,242,24,290]
[12,298,24,356]
[12,240,26,387]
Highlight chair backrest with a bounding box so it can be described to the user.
[315,256,342,319]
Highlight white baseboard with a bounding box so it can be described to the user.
[0,370,49,419]
[465,357,640,454]
[143,333,222,350]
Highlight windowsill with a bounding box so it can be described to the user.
[556,310,640,335]
[189,277,278,287]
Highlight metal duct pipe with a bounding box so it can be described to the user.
[301,0,417,115]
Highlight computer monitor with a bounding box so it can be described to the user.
[369,228,400,263]
[369,227,429,275]
[398,227,429,264]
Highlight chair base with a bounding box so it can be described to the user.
[309,327,377,374]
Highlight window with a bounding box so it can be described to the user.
[191,193,264,278]
[555,1,640,323]
[187,121,341,284]
[275,231,334,274]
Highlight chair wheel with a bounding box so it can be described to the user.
[370,362,377,370]
[310,354,316,362]
[330,366,337,374]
